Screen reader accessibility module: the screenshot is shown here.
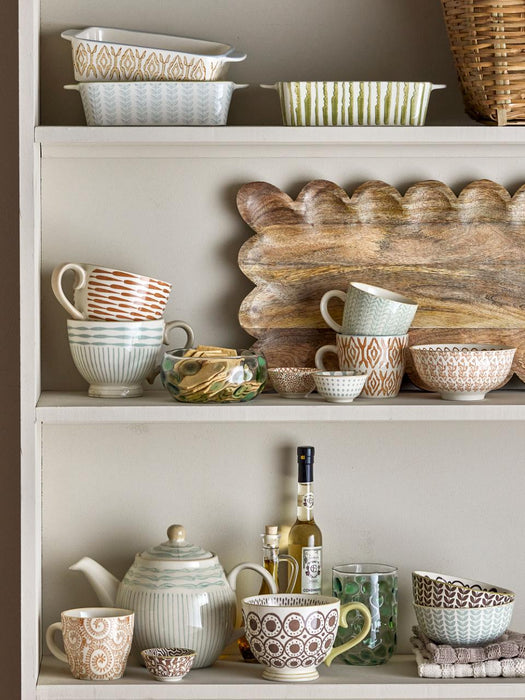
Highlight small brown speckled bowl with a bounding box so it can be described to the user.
[141,648,195,682]
[268,367,317,398]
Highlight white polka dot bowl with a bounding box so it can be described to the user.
[141,648,196,682]
[241,593,371,682]
[313,370,368,403]
[268,367,317,398]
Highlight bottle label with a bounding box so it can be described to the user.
[301,546,322,594]
[297,493,314,509]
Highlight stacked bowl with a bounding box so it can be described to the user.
[51,262,194,397]
[315,282,418,399]
[62,27,247,125]
[412,571,515,646]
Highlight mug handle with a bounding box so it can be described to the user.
[163,320,195,350]
[51,263,87,320]
[315,345,338,371]
[45,622,68,664]
[225,562,279,644]
[279,554,299,593]
[320,290,346,333]
[324,602,372,667]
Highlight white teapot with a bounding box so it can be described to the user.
[70,524,277,668]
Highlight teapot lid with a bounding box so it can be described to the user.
[141,524,214,561]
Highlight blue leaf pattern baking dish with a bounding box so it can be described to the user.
[64,81,248,126]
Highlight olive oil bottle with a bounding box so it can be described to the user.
[238,525,298,661]
[288,446,323,594]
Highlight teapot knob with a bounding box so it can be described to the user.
[167,524,186,543]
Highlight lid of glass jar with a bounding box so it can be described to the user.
[141,524,214,561]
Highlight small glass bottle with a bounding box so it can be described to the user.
[238,525,298,661]
[288,445,323,594]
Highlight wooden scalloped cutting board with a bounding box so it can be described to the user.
[236,179,525,389]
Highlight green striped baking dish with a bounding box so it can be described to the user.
[262,81,445,126]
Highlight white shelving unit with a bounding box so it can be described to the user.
[36,391,525,423]
[21,1,525,698]
[36,655,525,700]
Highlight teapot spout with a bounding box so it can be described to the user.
[69,556,120,607]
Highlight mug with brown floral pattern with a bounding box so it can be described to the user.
[46,607,134,680]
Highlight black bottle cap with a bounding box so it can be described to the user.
[297,445,315,483]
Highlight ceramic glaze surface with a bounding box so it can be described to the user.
[263,82,445,126]
[46,608,134,681]
[413,603,514,646]
[410,344,516,400]
[316,334,408,398]
[67,320,164,398]
[268,367,316,398]
[67,320,193,398]
[117,557,236,668]
[313,370,367,403]
[321,282,417,336]
[412,571,515,608]
[241,594,371,682]
[141,648,195,682]
[62,27,246,82]
[52,262,171,321]
[70,525,277,669]
[66,81,247,126]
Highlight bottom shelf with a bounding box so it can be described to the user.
[38,654,525,699]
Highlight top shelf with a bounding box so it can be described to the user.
[34,125,525,147]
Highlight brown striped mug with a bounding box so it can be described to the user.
[52,262,172,321]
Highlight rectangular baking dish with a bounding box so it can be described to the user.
[261,81,445,126]
[62,27,246,82]
[65,81,247,126]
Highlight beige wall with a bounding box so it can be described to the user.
[40,0,467,126]
[0,0,19,697]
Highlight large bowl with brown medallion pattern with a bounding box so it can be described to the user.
[409,344,516,401]
[241,594,343,682]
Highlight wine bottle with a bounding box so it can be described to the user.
[288,446,323,595]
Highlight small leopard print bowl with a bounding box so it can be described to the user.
[141,647,195,682]
[268,367,317,398]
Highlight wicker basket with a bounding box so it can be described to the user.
[441,0,525,125]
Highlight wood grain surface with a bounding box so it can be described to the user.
[236,179,525,388]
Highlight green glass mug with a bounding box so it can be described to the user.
[332,563,398,665]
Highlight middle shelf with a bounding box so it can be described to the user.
[37,390,525,423]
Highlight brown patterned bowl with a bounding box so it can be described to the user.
[412,571,515,608]
[268,367,316,398]
[409,344,516,401]
[141,648,195,682]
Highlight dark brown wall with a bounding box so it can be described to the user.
[0,0,20,697]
